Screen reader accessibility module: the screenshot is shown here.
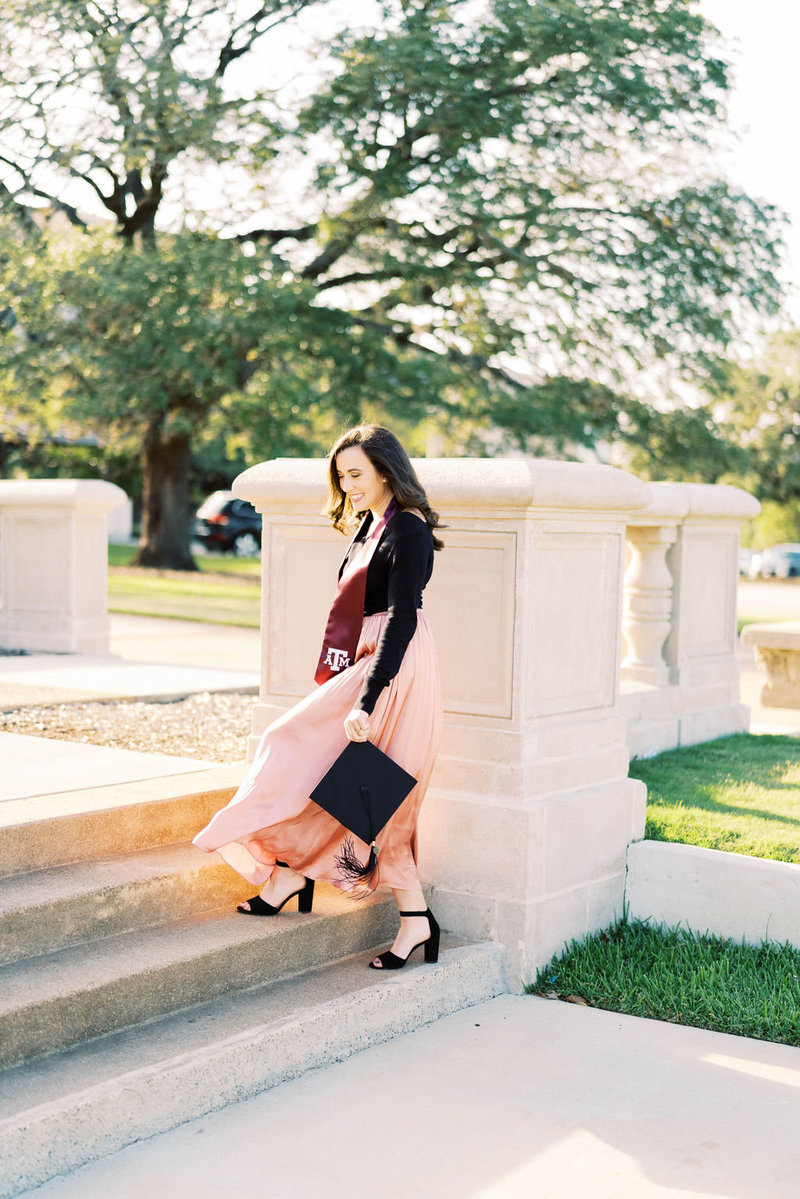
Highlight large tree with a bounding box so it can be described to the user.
[0,0,785,566]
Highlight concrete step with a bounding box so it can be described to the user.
[0,889,398,1068]
[0,842,254,965]
[0,764,247,877]
[0,937,505,1198]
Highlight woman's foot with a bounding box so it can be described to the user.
[238,865,310,915]
[370,909,439,969]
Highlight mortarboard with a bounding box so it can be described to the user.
[310,740,417,890]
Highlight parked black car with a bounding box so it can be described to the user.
[193,491,262,556]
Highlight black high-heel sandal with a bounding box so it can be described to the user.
[237,876,315,916]
[368,908,440,970]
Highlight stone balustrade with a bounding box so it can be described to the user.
[621,482,759,758]
[0,463,759,984]
[232,458,759,983]
[0,479,126,654]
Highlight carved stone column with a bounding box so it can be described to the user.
[621,525,678,686]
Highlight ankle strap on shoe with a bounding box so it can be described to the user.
[399,909,429,918]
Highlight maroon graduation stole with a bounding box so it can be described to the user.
[315,499,398,685]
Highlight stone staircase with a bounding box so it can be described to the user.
[0,766,505,1197]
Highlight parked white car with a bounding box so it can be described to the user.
[748,544,800,580]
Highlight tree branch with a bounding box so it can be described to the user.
[314,268,403,292]
[0,182,43,237]
[347,314,526,392]
[61,162,115,212]
[301,235,356,280]
[216,0,318,78]
[233,223,318,244]
[0,154,88,229]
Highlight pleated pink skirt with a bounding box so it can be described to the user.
[193,611,442,893]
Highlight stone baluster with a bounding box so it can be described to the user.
[622,525,678,686]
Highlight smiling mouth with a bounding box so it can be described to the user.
[351,493,365,504]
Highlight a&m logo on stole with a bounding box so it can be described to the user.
[323,647,351,673]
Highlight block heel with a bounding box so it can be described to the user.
[237,875,315,916]
[369,907,440,970]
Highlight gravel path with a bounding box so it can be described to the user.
[0,691,258,763]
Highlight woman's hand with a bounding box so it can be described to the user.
[344,708,370,742]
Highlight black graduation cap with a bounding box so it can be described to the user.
[310,740,417,890]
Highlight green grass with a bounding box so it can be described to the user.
[629,734,800,864]
[108,544,260,625]
[108,542,261,577]
[527,920,800,1046]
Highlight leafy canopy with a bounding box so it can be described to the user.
[0,0,787,463]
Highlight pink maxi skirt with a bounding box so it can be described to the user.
[193,611,442,893]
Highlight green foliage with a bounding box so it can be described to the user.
[741,500,800,550]
[712,329,800,507]
[528,920,800,1047]
[629,734,800,864]
[620,401,742,482]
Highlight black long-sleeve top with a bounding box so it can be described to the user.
[339,509,434,715]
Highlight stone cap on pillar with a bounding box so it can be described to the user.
[0,479,127,512]
[235,456,651,516]
[628,480,760,526]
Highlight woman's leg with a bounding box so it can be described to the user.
[370,883,431,967]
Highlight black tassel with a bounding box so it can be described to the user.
[335,834,379,896]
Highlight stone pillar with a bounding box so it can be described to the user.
[0,479,127,654]
[235,457,651,987]
[665,483,758,746]
[620,482,759,757]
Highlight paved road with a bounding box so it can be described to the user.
[738,578,800,623]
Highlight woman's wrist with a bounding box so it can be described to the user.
[344,708,370,742]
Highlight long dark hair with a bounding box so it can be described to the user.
[323,424,444,551]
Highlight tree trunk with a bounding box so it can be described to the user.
[134,420,198,570]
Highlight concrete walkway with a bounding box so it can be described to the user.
[0,613,260,708]
[15,994,800,1199]
[3,611,800,1198]
[0,615,259,802]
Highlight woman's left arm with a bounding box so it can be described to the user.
[353,517,432,720]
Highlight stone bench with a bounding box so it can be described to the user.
[741,622,800,709]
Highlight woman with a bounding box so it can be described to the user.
[193,424,444,970]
